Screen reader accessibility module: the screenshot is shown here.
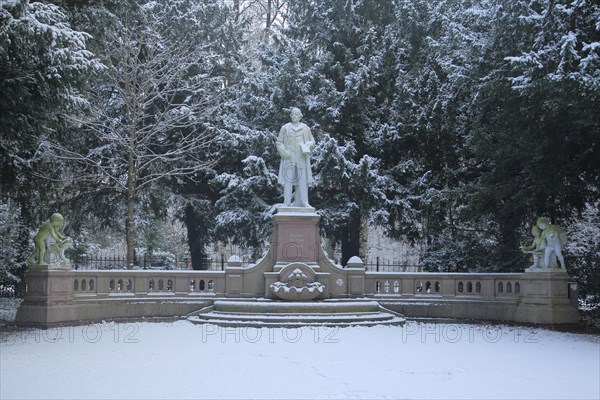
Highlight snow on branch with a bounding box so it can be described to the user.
[45,15,222,195]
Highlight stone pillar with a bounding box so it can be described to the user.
[15,267,76,327]
[225,267,243,296]
[515,269,579,324]
[225,255,244,296]
[346,256,366,296]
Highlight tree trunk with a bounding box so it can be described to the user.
[359,214,369,261]
[341,211,362,266]
[125,175,135,269]
[234,0,240,21]
[266,0,272,29]
[125,128,136,268]
[16,189,35,294]
[497,212,522,272]
[184,205,208,270]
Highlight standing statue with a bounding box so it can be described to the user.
[27,213,73,265]
[276,107,315,207]
[521,217,567,270]
[536,217,567,269]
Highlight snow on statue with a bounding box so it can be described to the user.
[276,108,316,207]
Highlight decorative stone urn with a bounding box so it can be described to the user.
[270,263,325,301]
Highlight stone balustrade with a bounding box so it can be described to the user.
[18,210,579,327]
[365,272,524,299]
[69,270,226,297]
[16,269,227,327]
[16,266,579,327]
[364,270,578,324]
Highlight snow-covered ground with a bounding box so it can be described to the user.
[1,321,598,400]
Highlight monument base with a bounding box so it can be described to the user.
[515,270,579,324]
[276,206,316,214]
[221,205,361,299]
[525,266,566,273]
[15,268,75,326]
[271,207,321,265]
[29,262,72,271]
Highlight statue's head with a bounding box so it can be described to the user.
[289,107,302,123]
[50,213,64,227]
[531,225,541,237]
[536,217,549,229]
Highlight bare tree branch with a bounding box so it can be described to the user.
[45,16,225,267]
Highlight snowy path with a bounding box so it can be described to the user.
[1,321,598,399]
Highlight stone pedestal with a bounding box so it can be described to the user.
[15,268,76,327]
[515,269,579,324]
[271,207,321,268]
[253,206,359,299]
[219,205,362,299]
[29,262,72,271]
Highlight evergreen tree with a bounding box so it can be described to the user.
[262,0,398,264]
[467,0,600,270]
[311,134,392,263]
[0,0,101,282]
[162,0,250,268]
[367,0,495,270]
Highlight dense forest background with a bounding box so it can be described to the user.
[1,0,599,303]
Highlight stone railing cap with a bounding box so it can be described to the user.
[347,256,364,267]
[228,255,242,263]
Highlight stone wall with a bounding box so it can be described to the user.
[16,210,580,327]
[15,266,579,327]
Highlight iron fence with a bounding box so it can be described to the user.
[363,256,422,272]
[71,254,251,271]
[69,253,418,272]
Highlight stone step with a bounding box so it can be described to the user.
[187,300,406,328]
[205,311,396,322]
[213,300,381,313]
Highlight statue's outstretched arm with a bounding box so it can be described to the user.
[49,225,62,242]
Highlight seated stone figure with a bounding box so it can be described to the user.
[27,213,73,265]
